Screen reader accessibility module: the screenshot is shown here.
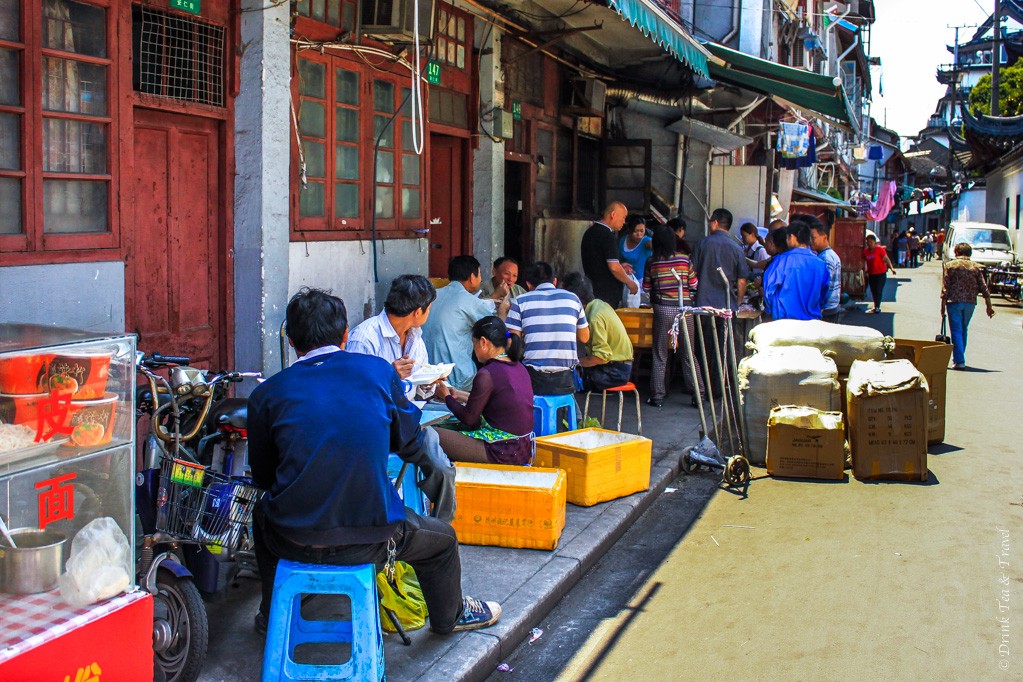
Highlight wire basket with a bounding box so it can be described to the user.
[156,456,264,552]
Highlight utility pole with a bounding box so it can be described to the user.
[992,0,1002,115]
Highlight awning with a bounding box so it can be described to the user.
[667,116,752,151]
[703,42,857,131]
[791,186,855,211]
[607,0,711,79]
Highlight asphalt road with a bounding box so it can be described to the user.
[491,259,1023,681]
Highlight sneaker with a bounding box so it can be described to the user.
[865,308,876,314]
[953,362,966,370]
[451,596,501,632]
[254,611,268,636]
[646,397,663,408]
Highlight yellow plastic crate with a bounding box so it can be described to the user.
[451,463,567,550]
[534,428,652,506]
[614,307,653,349]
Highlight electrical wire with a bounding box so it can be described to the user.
[410,0,425,156]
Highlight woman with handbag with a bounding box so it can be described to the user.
[433,316,535,464]
[941,242,995,369]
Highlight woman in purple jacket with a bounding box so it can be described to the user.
[433,316,535,465]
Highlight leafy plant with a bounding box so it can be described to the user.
[969,58,1023,117]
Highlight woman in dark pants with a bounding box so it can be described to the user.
[862,234,896,313]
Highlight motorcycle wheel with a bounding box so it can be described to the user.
[152,568,209,682]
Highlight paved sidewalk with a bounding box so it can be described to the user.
[198,392,703,681]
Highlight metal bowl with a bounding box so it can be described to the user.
[0,529,67,594]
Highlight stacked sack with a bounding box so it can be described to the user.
[737,346,840,466]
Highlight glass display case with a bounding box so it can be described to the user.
[0,324,135,605]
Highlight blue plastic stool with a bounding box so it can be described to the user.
[261,561,384,682]
[387,453,428,516]
[532,394,579,436]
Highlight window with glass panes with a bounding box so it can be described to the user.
[435,3,467,70]
[293,53,424,234]
[293,0,356,34]
[0,0,116,251]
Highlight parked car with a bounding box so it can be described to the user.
[941,221,1015,269]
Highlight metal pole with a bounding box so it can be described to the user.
[694,317,718,439]
[992,0,1002,116]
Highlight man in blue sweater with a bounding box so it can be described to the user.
[248,288,500,635]
[762,218,830,320]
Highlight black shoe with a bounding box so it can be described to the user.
[646,398,663,408]
[254,611,268,636]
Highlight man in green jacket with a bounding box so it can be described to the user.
[562,272,634,390]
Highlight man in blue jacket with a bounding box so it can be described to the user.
[248,288,500,636]
[762,218,830,320]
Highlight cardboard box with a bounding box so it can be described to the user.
[452,463,567,550]
[534,428,652,506]
[846,360,929,481]
[891,338,953,444]
[614,308,654,349]
[766,406,846,480]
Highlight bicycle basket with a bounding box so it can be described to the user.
[156,456,264,552]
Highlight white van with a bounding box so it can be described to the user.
[942,221,1015,268]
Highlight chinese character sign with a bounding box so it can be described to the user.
[36,472,76,530]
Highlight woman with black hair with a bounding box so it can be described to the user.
[642,224,702,407]
[433,316,535,465]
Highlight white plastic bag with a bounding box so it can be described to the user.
[624,275,642,308]
[59,517,132,607]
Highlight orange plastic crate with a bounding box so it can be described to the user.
[614,307,653,349]
[534,428,652,506]
[452,463,567,550]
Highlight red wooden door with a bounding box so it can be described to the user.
[127,109,224,368]
[428,135,465,276]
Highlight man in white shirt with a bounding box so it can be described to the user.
[347,274,436,398]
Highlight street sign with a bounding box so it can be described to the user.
[512,101,522,121]
[170,0,201,14]
[426,61,442,85]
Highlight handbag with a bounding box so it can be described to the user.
[936,313,951,344]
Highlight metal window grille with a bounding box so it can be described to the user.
[133,5,225,107]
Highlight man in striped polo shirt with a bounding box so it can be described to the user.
[506,262,590,396]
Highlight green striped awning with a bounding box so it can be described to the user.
[703,42,857,131]
[607,0,710,79]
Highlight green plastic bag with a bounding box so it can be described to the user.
[376,561,429,632]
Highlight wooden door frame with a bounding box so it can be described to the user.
[119,0,237,370]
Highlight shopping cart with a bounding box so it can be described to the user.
[669,268,751,490]
[156,456,264,554]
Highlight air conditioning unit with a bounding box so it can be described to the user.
[360,0,436,44]
[566,78,607,115]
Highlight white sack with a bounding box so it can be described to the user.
[846,359,928,397]
[738,346,839,465]
[747,319,893,372]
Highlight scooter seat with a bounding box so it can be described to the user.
[211,398,248,430]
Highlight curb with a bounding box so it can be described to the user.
[415,450,683,682]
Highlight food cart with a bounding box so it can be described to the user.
[0,325,152,681]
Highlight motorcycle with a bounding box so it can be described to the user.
[135,353,262,682]
[986,259,1023,303]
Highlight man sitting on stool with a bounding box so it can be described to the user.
[561,272,634,391]
[248,288,501,636]
[506,262,589,396]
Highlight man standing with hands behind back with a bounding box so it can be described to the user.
[582,201,639,307]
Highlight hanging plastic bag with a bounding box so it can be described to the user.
[623,274,642,308]
[59,517,132,607]
[376,561,429,632]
